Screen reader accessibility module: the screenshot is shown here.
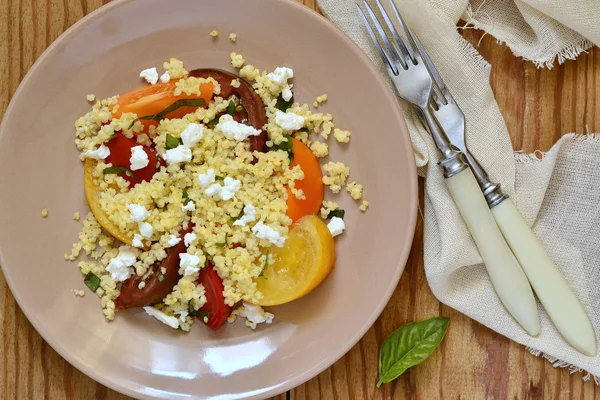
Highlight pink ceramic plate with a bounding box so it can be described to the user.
[0,0,417,398]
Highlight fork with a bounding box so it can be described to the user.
[357,0,540,336]
[419,36,597,355]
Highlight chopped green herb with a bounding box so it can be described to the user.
[275,94,294,111]
[298,127,309,133]
[207,116,220,128]
[128,98,207,129]
[166,134,181,150]
[189,303,210,318]
[229,208,245,223]
[156,269,165,282]
[203,251,212,267]
[215,175,224,181]
[108,132,117,139]
[182,188,191,204]
[226,100,236,116]
[84,272,101,292]
[103,166,134,178]
[327,209,345,220]
[216,233,228,247]
[258,251,269,279]
[269,138,294,163]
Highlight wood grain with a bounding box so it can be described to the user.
[0,0,599,399]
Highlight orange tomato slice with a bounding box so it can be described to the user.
[113,79,214,128]
[83,159,132,245]
[286,138,324,223]
[256,215,335,306]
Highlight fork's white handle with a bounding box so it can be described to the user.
[491,199,597,355]
[446,168,540,336]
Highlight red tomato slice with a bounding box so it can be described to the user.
[197,265,231,330]
[105,132,161,186]
[286,138,324,222]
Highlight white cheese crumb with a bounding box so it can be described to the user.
[215,114,261,141]
[236,303,274,329]
[143,306,179,329]
[106,246,138,282]
[132,234,144,248]
[184,232,197,247]
[327,217,345,237]
[197,168,216,187]
[83,145,110,160]
[252,221,285,247]
[266,67,294,101]
[167,234,182,247]
[232,203,257,226]
[231,79,241,88]
[274,110,305,131]
[180,123,204,148]
[139,222,153,239]
[138,281,146,289]
[163,145,192,164]
[159,71,170,83]
[179,253,201,276]
[204,177,241,201]
[182,201,196,212]
[129,145,149,171]
[140,67,159,85]
[126,204,149,222]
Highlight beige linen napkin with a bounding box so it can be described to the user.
[317,0,600,380]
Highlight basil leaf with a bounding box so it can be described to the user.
[128,98,207,129]
[188,303,210,318]
[378,317,450,387]
[182,189,191,204]
[156,269,165,282]
[215,175,224,181]
[84,272,101,292]
[275,94,294,111]
[207,116,220,128]
[103,166,134,178]
[269,138,294,163]
[166,134,181,150]
[327,209,345,220]
[226,100,236,116]
[258,251,269,279]
[108,132,117,140]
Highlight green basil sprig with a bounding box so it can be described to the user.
[128,98,207,129]
[275,94,294,111]
[378,316,450,387]
[166,134,181,150]
[103,166,134,178]
[327,209,345,220]
[84,272,101,292]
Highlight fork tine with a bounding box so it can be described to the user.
[410,28,452,106]
[361,1,404,71]
[372,0,411,67]
[355,4,397,75]
[387,0,418,57]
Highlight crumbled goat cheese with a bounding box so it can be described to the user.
[83,145,110,160]
[252,221,285,247]
[215,115,261,141]
[140,67,159,85]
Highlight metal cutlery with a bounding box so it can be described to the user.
[357,0,541,336]
[418,38,597,356]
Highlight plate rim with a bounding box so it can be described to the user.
[0,0,418,398]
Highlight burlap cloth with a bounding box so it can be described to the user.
[317,0,600,379]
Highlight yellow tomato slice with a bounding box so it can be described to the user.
[83,159,132,245]
[256,215,335,306]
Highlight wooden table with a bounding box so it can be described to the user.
[1,0,599,398]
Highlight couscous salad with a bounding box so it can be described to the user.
[66,54,367,331]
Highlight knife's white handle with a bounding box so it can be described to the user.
[491,199,597,356]
[446,169,540,336]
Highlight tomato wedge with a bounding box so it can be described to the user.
[113,79,214,129]
[105,132,161,186]
[286,138,324,222]
[196,265,230,330]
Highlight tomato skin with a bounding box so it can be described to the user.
[197,265,231,330]
[115,227,192,309]
[105,132,160,186]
